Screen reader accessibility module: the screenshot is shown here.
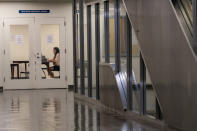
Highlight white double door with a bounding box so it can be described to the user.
[3,17,66,89]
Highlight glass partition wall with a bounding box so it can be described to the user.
[73,0,162,119]
[109,0,115,64]
[84,6,88,96]
[100,3,105,63]
[76,0,81,92]
[119,1,127,73]
[91,5,97,98]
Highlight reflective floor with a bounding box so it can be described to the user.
[0,89,161,131]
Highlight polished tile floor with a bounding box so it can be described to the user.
[0,89,161,131]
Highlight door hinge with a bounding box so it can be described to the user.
[64,21,66,26]
[3,77,5,82]
[3,21,4,27]
[65,48,67,54]
[3,50,5,55]
[65,76,67,81]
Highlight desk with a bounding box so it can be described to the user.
[41,62,60,79]
[42,61,50,79]
[10,64,19,79]
[13,61,29,78]
[42,61,49,69]
[13,61,29,72]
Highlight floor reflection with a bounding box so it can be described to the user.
[0,89,161,131]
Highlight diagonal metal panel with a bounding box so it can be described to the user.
[99,63,127,111]
[122,0,197,130]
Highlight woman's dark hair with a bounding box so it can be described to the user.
[53,47,60,59]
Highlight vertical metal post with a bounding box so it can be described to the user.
[87,5,92,97]
[96,112,100,131]
[95,3,100,100]
[72,0,78,93]
[193,0,197,51]
[79,0,85,95]
[74,103,79,131]
[88,108,93,131]
[81,105,85,131]
[126,14,133,110]
[140,53,146,115]
[104,1,110,63]
[114,0,121,73]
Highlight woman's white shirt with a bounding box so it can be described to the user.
[55,53,60,66]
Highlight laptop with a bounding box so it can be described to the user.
[42,55,47,63]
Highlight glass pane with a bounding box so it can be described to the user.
[10,25,30,79]
[109,0,115,64]
[100,2,105,63]
[132,30,140,113]
[120,1,127,73]
[76,0,81,91]
[92,5,96,99]
[41,24,60,79]
[76,12,81,90]
[146,70,156,117]
[84,7,88,96]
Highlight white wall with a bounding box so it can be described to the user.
[0,2,73,86]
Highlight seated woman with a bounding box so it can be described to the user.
[47,47,60,78]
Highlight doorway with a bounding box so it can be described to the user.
[3,17,66,89]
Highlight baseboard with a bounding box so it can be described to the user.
[132,84,153,90]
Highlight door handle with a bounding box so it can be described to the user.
[35,53,40,59]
